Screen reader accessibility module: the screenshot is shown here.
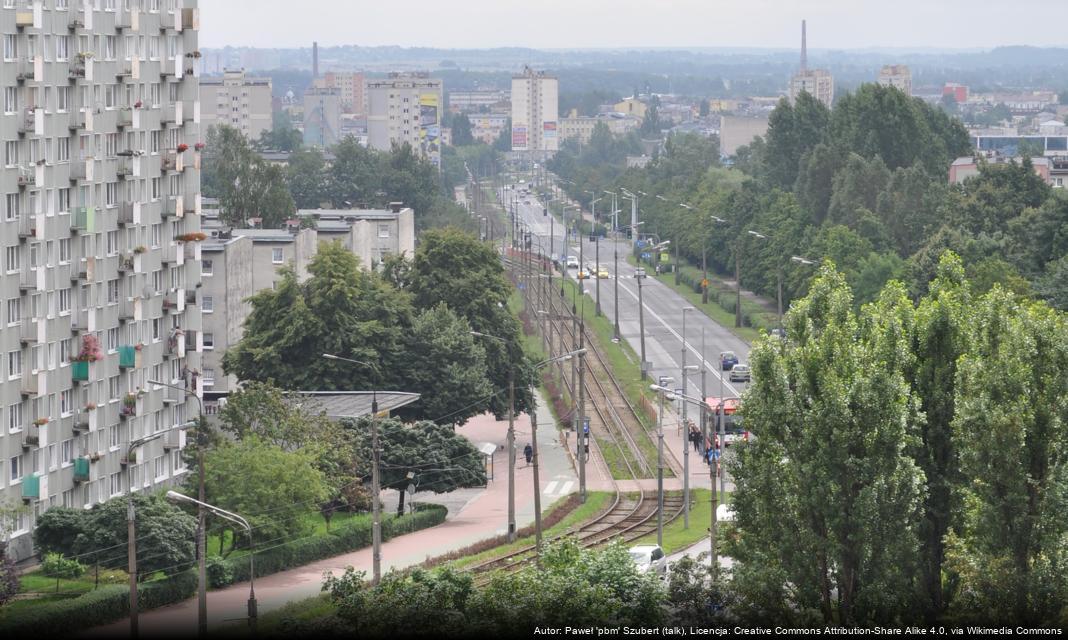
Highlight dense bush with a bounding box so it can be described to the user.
[41,552,86,580]
[0,571,196,636]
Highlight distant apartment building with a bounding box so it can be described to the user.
[198,235,253,398]
[366,72,444,168]
[199,70,273,141]
[719,115,771,156]
[448,90,509,113]
[612,98,647,119]
[789,20,834,107]
[511,66,559,154]
[877,65,912,96]
[0,1,203,562]
[313,71,366,115]
[950,155,1060,186]
[559,112,640,145]
[944,83,969,104]
[971,134,1068,156]
[303,87,342,148]
[469,113,509,145]
[296,205,415,271]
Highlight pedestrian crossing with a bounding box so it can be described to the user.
[542,479,575,497]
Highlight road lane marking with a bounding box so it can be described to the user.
[543,481,558,495]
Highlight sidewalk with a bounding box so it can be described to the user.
[84,391,576,637]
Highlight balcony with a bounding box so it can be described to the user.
[15,57,36,82]
[182,7,199,30]
[20,317,43,345]
[71,360,90,382]
[73,457,90,482]
[117,57,140,81]
[116,107,135,129]
[68,108,93,131]
[163,195,184,218]
[21,424,41,449]
[15,10,35,28]
[118,346,137,369]
[116,154,140,178]
[182,100,199,124]
[120,449,137,466]
[183,241,201,261]
[163,382,184,405]
[21,370,43,398]
[70,157,94,182]
[19,266,42,292]
[21,474,46,503]
[17,213,37,239]
[71,206,94,233]
[69,58,93,81]
[73,409,92,432]
[118,296,139,323]
[18,108,40,135]
[165,332,186,359]
[163,288,186,313]
[162,149,184,173]
[160,56,181,80]
[163,428,185,451]
[118,253,134,274]
[16,165,37,189]
[116,8,139,30]
[70,257,89,283]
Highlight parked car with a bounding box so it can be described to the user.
[566,255,580,269]
[634,267,647,279]
[720,351,739,370]
[729,363,751,383]
[597,264,610,279]
[629,545,668,577]
[770,328,787,339]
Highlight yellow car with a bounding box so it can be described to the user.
[597,265,610,279]
[576,267,591,280]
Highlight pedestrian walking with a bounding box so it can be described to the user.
[523,443,533,466]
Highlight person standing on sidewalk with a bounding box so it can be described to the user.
[524,443,533,466]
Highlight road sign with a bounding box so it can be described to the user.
[701,279,709,288]
[641,252,651,259]
[636,239,646,248]
[583,417,590,434]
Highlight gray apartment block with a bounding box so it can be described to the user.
[199,234,250,398]
[0,0,202,561]
[297,206,415,271]
[199,69,272,142]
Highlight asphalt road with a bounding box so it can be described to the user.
[504,187,752,411]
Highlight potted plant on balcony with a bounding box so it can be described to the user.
[194,142,205,151]
[185,50,202,59]
[133,100,143,109]
[71,335,104,381]
[121,393,137,418]
[33,417,49,427]
[176,143,189,153]
[120,255,134,271]
[133,245,147,254]
[75,52,94,62]
[176,232,207,243]
[84,403,97,411]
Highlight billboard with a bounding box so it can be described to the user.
[543,121,557,138]
[418,93,441,168]
[512,125,528,150]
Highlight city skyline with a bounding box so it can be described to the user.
[200,0,1068,50]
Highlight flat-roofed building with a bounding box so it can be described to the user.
[200,69,273,140]
[877,65,912,96]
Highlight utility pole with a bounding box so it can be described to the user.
[637,271,648,380]
[681,307,695,530]
[613,236,620,341]
[577,318,587,502]
[507,368,516,542]
[701,327,708,455]
[594,235,601,317]
[735,249,742,329]
[656,386,665,546]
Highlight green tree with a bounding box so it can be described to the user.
[699,98,710,117]
[81,494,197,578]
[907,252,973,618]
[451,113,475,146]
[400,305,493,426]
[203,125,296,228]
[256,111,303,152]
[408,228,533,417]
[947,289,1068,623]
[494,117,512,152]
[287,147,330,209]
[200,437,329,550]
[33,507,89,558]
[728,264,924,623]
[1034,254,1068,310]
[347,418,486,514]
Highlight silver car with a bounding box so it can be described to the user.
[629,544,668,578]
[729,363,751,383]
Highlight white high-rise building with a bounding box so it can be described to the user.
[511,67,558,154]
[0,1,203,562]
[200,70,273,141]
[788,20,834,108]
[878,65,913,97]
[366,72,444,168]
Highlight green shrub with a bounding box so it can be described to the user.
[207,555,234,589]
[0,571,196,636]
[41,552,86,580]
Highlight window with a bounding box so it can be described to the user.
[60,389,72,415]
[271,248,283,264]
[59,238,71,263]
[5,141,18,167]
[201,259,213,276]
[58,288,71,314]
[5,246,19,273]
[109,375,120,402]
[172,450,184,473]
[110,424,120,449]
[107,279,119,304]
[106,230,118,255]
[110,472,121,497]
[4,87,16,114]
[104,36,116,60]
[152,269,162,293]
[61,439,73,465]
[152,318,161,341]
[59,338,71,365]
[202,295,213,313]
[7,299,21,325]
[56,36,70,61]
[202,333,214,350]
[8,403,23,433]
[378,224,391,238]
[9,455,21,483]
[62,489,73,508]
[6,194,19,221]
[107,327,118,352]
[154,455,166,480]
[105,182,118,207]
[56,137,70,164]
[8,351,22,379]
[56,86,69,112]
[203,368,215,387]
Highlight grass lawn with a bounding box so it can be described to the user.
[447,490,613,570]
[626,255,764,344]
[217,593,337,638]
[633,489,734,554]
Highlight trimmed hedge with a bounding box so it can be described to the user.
[214,503,448,587]
[0,570,197,636]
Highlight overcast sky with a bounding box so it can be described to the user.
[199,0,1066,50]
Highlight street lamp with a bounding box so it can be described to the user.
[649,378,673,546]
[166,491,257,632]
[682,304,697,530]
[747,230,783,330]
[147,378,207,638]
[318,355,386,584]
[636,240,670,380]
[124,420,193,639]
[792,256,815,265]
[614,221,645,341]
[650,385,722,569]
[529,349,586,556]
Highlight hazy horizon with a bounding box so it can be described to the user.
[199,0,1068,51]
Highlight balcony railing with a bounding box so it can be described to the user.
[15,57,35,82]
[68,108,93,131]
[20,317,42,344]
[19,266,41,292]
[18,213,36,239]
[73,457,90,482]
[70,157,93,182]
[21,370,42,398]
[116,154,140,178]
[116,107,134,128]
[18,108,38,135]
[116,8,139,30]
[163,101,182,124]
[117,57,140,80]
[118,346,137,369]
[163,195,184,218]
[71,206,93,232]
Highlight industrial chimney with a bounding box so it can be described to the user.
[800,20,807,72]
[313,41,319,78]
